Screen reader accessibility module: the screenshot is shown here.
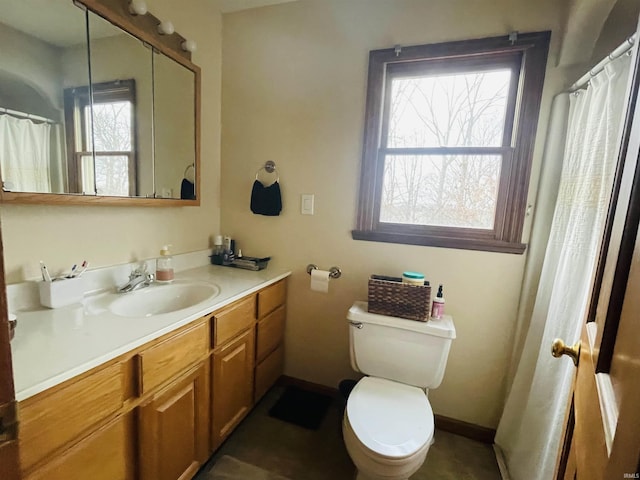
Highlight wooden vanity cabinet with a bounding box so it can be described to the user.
[18,319,210,480]
[209,278,287,448]
[17,278,288,480]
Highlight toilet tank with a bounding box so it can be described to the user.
[347,301,456,389]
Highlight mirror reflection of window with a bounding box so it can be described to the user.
[64,79,137,196]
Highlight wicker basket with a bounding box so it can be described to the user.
[367,275,431,322]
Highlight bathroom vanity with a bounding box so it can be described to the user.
[9,265,289,480]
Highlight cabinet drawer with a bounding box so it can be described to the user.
[256,305,285,363]
[25,414,135,480]
[257,280,286,319]
[19,362,124,472]
[255,344,284,403]
[138,322,208,394]
[213,295,256,347]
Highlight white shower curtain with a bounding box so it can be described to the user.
[495,53,632,480]
[0,114,53,192]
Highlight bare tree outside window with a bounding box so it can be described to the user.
[353,32,550,253]
[85,102,132,196]
[381,71,509,229]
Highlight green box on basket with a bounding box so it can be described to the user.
[367,275,431,322]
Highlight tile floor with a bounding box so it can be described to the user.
[196,387,502,480]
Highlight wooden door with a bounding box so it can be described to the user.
[211,327,255,449]
[139,362,209,480]
[555,25,640,479]
[557,224,640,479]
[0,219,20,480]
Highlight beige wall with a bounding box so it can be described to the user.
[0,22,63,116]
[0,0,222,283]
[220,0,570,428]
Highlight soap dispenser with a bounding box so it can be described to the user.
[156,245,174,283]
[431,284,445,319]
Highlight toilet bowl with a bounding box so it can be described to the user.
[342,377,433,480]
[343,302,455,480]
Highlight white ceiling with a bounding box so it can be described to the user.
[219,0,298,14]
[0,0,120,47]
[0,0,299,47]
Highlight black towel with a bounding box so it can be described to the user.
[180,178,195,200]
[250,180,282,216]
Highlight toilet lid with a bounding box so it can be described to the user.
[346,377,434,458]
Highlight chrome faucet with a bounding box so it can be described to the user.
[117,263,155,293]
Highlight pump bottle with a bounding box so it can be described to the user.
[156,245,174,283]
[431,284,445,319]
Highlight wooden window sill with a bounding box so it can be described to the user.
[352,229,526,254]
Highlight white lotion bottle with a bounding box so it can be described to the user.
[156,245,174,283]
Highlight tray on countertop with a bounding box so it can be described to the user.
[210,255,271,271]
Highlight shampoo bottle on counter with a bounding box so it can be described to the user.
[156,245,174,283]
[431,284,445,319]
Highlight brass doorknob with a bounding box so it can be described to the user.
[551,338,581,366]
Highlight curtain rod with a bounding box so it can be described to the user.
[569,33,637,92]
[0,107,57,124]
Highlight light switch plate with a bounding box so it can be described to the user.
[301,194,314,215]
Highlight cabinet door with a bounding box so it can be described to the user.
[25,414,135,480]
[139,362,209,480]
[211,327,255,449]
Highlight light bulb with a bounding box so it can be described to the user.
[129,0,147,15]
[181,39,197,53]
[157,21,174,35]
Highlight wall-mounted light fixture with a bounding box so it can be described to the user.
[157,20,175,35]
[128,0,147,16]
[181,39,197,53]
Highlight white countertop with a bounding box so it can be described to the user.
[10,265,291,402]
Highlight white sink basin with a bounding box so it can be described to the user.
[109,282,219,318]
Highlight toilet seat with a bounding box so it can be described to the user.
[346,377,434,459]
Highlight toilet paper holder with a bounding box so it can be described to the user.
[306,264,341,279]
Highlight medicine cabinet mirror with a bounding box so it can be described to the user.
[0,0,200,205]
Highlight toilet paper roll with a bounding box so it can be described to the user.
[310,269,331,293]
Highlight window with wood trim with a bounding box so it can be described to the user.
[64,79,137,196]
[352,32,551,254]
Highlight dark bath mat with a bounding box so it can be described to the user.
[268,386,332,430]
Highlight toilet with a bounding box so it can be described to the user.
[343,301,456,480]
